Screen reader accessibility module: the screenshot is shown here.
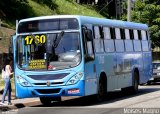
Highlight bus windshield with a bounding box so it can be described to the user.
[17,32,81,71]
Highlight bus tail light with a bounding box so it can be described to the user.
[66,72,83,85]
[16,76,32,87]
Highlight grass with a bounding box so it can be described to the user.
[54,0,103,17]
[2,0,104,28]
[27,0,104,17]
[28,0,55,16]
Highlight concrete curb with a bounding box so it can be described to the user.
[0,99,41,110]
[0,96,80,111]
[8,99,41,109]
[0,93,40,110]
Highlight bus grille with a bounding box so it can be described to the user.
[34,82,64,86]
[36,89,61,94]
[28,73,69,80]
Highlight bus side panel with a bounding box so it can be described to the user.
[84,61,97,96]
[116,53,133,89]
[104,53,117,91]
[132,52,143,81]
[141,51,152,84]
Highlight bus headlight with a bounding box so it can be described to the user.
[66,72,83,85]
[16,76,32,87]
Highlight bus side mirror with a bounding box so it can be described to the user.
[85,54,94,62]
[85,29,92,41]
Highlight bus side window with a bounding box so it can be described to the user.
[141,30,147,40]
[93,26,104,53]
[115,28,124,52]
[110,28,115,39]
[129,29,134,40]
[103,27,115,52]
[125,29,133,52]
[138,30,142,40]
[103,27,111,39]
[125,29,130,39]
[141,30,149,51]
[82,27,94,62]
[120,28,125,39]
[132,29,142,52]
[133,30,138,40]
[115,28,121,39]
[94,26,100,39]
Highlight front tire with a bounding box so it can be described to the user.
[96,77,107,101]
[40,97,52,105]
[40,97,61,105]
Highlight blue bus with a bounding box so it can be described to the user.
[14,15,152,105]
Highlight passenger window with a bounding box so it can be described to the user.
[138,30,142,40]
[94,26,100,39]
[125,40,133,52]
[125,29,130,39]
[115,40,124,52]
[115,28,121,39]
[103,27,111,39]
[142,40,149,51]
[133,30,138,40]
[103,27,115,52]
[87,41,94,55]
[93,26,104,52]
[120,29,125,39]
[104,40,115,52]
[146,31,149,40]
[129,29,134,40]
[110,28,115,39]
[141,30,147,40]
[133,40,141,51]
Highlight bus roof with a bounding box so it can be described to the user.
[18,15,148,30]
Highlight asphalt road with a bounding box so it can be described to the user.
[10,82,160,114]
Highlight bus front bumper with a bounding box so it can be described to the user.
[16,80,85,98]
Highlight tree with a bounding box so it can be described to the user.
[131,0,160,48]
[0,0,34,21]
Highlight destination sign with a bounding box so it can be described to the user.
[28,59,46,69]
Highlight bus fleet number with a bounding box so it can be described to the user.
[25,35,46,45]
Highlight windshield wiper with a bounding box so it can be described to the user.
[53,31,64,48]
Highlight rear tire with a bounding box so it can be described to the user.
[131,71,139,94]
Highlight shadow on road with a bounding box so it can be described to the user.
[33,84,160,107]
[144,81,160,86]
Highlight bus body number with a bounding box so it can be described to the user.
[25,35,46,45]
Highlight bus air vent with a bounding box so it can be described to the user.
[28,73,69,80]
[35,89,61,94]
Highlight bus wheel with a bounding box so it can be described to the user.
[131,71,139,94]
[96,77,106,101]
[40,97,52,105]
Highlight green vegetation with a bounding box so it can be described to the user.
[0,0,160,48]
[131,0,160,48]
[28,0,103,17]
[0,0,104,29]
